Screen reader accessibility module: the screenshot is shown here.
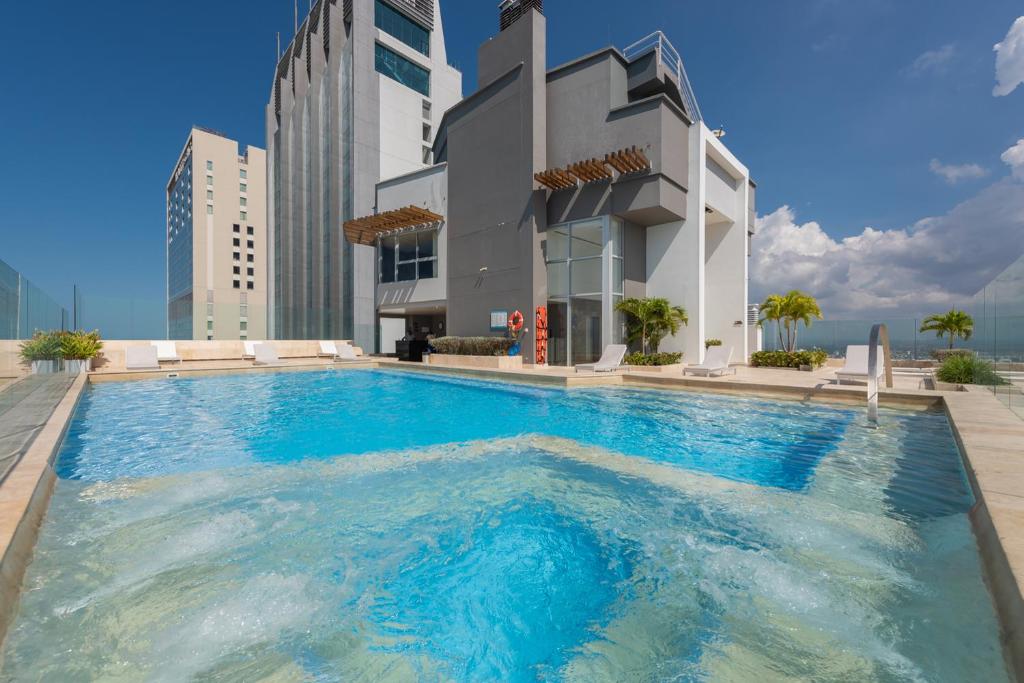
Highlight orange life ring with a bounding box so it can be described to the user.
[509,309,524,333]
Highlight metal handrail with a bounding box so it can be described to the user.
[622,31,703,122]
[867,323,894,425]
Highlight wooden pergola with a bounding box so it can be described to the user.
[343,205,444,245]
[534,146,651,192]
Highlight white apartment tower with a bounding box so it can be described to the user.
[166,127,267,341]
[267,0,462,346]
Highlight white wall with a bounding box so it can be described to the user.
[379,316,406,353]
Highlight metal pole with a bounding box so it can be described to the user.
[867,323,893,426]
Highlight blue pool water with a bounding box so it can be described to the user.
[0,369,1010,681]
[56,369,853,490]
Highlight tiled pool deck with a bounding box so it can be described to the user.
[1,359,1022,677]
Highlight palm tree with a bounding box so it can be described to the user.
[781,290,822,352]
[615,297,688,354]
[757,294,786,350]
[920,309,974,349]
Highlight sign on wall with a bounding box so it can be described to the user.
[489,310,508,331]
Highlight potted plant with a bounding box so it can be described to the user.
[19,330,63,374]
[59,330,103,374]
[705,338,722,349]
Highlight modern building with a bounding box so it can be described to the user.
[350,1,756,366]
[266,0,461,347]
[166,127,267,341]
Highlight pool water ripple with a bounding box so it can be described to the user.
[0,370,1010,681]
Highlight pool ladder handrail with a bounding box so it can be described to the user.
[867,323,894,425]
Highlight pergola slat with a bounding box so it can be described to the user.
[343,205,444,245]
[537,146,652,190]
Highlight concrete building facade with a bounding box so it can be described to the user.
[364,2,755,366]
[267,0,461,348]
[166,127,267,341]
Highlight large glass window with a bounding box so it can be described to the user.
[544,217,626,366]
[379,230,438,283]
[374,0,430,56]
[375,43,430,96]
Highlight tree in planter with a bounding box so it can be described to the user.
[919,309,973,349]
[615,298,688,355]
[759,290,822,352]
[59,330,103,371]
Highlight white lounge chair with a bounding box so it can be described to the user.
[253,343,283,366]
[684,346,735,377]
[126,345,160,370]
[836,345,884,385]
[318,341,339,358]
[151,340,182,363]
[575,344,628,373]
[335,343,359,361]
[242,340,262,360]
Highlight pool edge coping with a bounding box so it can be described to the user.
[0,366,1020,679]
[0,372,86,648]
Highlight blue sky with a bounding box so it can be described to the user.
[1,0,1022,320]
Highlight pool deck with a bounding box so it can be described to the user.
[0,358,1022,677]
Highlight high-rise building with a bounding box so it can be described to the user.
[267,0,461,346]
[166,127,267,341]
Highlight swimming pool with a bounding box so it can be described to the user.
[0,369,1010,680]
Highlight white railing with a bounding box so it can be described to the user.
[622,31,702,122]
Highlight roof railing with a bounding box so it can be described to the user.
[622,31,702,123]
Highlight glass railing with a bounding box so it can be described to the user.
[969,253,1024,419]
[0,258,68,341]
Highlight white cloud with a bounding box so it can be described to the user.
[928,159,988,184]
[905,43,955,76]
[993,16,1024,96]
[751,180,1024,318]
[1002,139,1024,180]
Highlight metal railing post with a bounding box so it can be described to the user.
[867,323,893,425]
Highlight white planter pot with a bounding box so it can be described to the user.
[31,360,58,374]
[65,359,92,374]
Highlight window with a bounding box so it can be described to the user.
[207,319,213,330]
[240,304,248,316]
[379,230,438,283]
[375,43,430,96]
[233,250,240,261]
[233,265,240,274]
[233,238,240,247]
[246,226,254,235]
[246,282,254,290]
[544,217,624,367]
[374,0,429,56]
[233,224,240,233]
[422,146,432,164]
[233,280,240,289]
[206,160,213,171]
[206,205,213,215]
[422,100,431,120]
[247,267,254,276]
[247,239,254,249]
[206,303,214,316]
[207,190,213,200]
[247,253,254,262]
[240,211,247,221]
[240,183,247,193]
[240,169,247,179]
[422,123,431,142]
[240,197,247,207]
[207,175,213,186]
[240,321,248,331]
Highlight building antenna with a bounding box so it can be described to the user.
[294,0,298,35]
[277,32,281,61]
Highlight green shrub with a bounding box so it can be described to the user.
[430,336,513,356]
[750,348,828,369]
[59,330,103,360]
[936,355,1006,385]
[625,351,683,366]
[930,348,974,362]
[19,331,63,361]
[704,338,722,349]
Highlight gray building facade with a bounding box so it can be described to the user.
[267,0,460,346]
[371,2,755,366]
